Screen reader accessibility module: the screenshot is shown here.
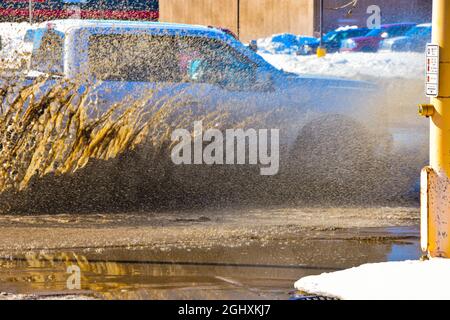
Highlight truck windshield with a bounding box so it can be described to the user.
[30,29,64,75]
[87,34,256,88]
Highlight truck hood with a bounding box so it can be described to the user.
[268,70,378,116]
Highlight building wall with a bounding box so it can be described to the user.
[160,0,433,42]
[159,0,315,42]
[318,0,432,33]
[159,0,238,36]
[239,0,314,42]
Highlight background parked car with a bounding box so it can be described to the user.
[298,27,369,55]
[379,23,432,52]
[257,33,317,55]
[340,23,416,53]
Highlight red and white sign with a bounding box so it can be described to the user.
[426,44,440,97]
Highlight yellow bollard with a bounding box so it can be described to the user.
[317,47,327,58]
[420,0,450,258]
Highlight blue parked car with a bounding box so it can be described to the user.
[298,27,369,55]
[379,23,432,52]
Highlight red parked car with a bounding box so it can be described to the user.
[340,23,416,53]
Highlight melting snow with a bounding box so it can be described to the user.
[295,259,450,300]
[259,51,425,80]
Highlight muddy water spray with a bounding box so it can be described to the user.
[0,75,285,213]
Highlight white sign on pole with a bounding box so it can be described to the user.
[426,44,440,97]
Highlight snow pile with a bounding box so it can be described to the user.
[335,25,358,31]
[259,51,425,80]
[257,33,317,55]
[295,259,450,300]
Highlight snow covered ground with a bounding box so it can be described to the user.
[260,51,425,81]
[256,32,425,81]
[295,259,450,300]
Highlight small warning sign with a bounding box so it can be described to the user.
[426,44,440,97]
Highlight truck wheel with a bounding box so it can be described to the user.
[288,115,376,198]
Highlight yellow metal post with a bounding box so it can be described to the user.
[421,0,450,258]
[317,0,327,58]
[317,47,327,58]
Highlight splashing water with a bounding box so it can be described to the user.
[0,47,425,213]
[0,73,284,213]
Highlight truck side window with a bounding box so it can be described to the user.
[179,37,257,90]
[31,30,64,75]
[87,33,256,91]
[88,34,180,82]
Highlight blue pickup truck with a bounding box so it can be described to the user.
[18,19,423,196]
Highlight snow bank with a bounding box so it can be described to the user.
[295,259,450,300]
[259,51,425,80]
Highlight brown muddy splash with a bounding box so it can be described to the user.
[0,75,283,213]
[0,72,424,214]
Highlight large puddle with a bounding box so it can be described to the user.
[0,226,420,300]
